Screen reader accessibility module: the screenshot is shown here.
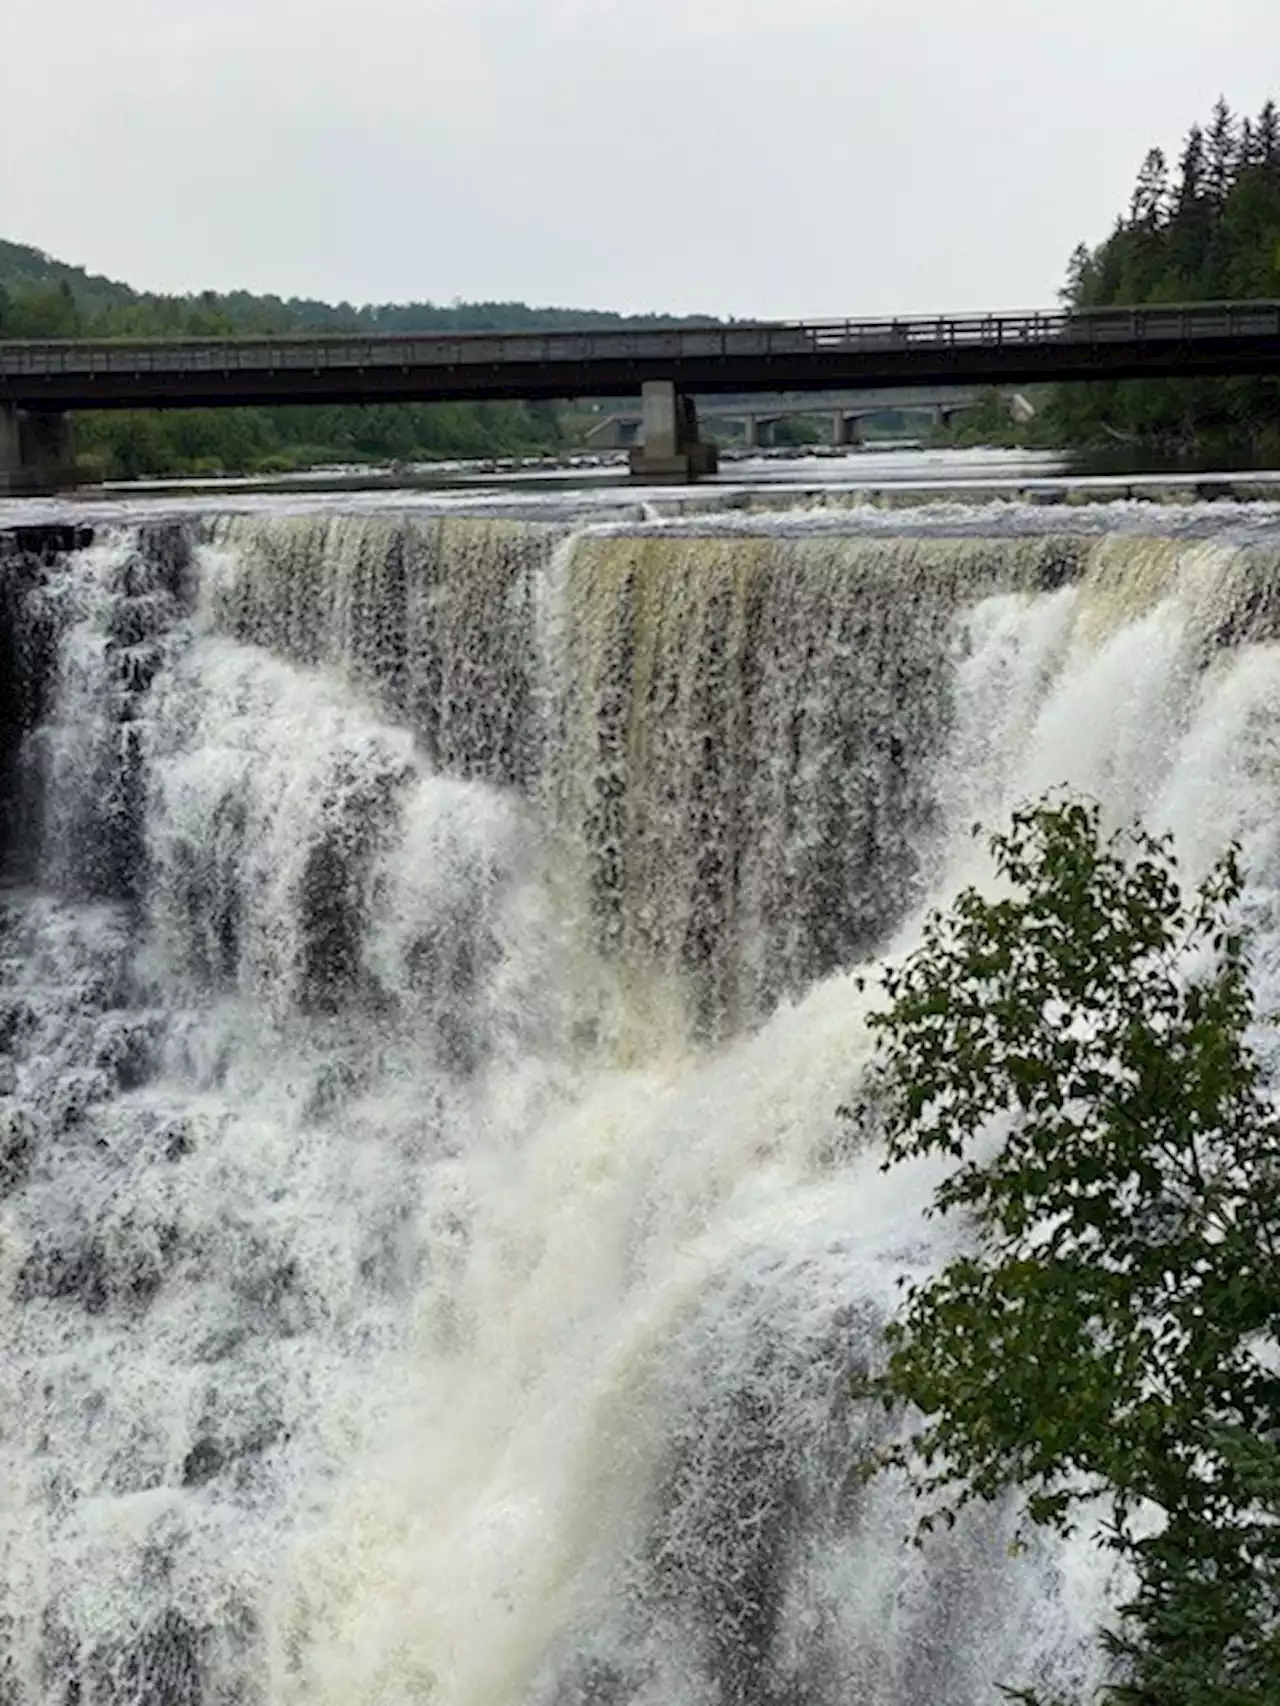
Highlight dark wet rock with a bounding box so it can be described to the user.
[17,1239,111,1314]
[0,1102,36,1195]
[536,1658,632,1706]
[232,1254,309,1336]
[193,1326,247,1364]
[9,525,197,904]
[109,1216,182,1310]
[179,1438,226,1489]
[89,1609,206,1706]
[180,1409,284,1491]
[0,996,38,1053]
[302,1056,363,1120]
[49,1070,117,1132]
[182,1371,287,1491]
[16,1213,180,1315]
[295,758,410,1015]
[161,1118,196,1161]
[76,959,132,1014]
[91,1014,161,1092]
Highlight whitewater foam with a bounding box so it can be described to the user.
[4,505,1280,1705]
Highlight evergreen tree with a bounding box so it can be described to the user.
[1258,100,1280,169]
[1205,97,1239,208]
[1041,95,1280,456]
[1176,123,1208,208]
[1061,242,1097,307]
[1130,148,1171,228]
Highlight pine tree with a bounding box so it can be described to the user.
[1205,98,1239,208]
[1177,125,1208,207]
[1060,242,1097,307]
[1257,100,1280,169]
[1130,147,1171,228]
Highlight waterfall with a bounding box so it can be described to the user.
[3,503,1280,1706]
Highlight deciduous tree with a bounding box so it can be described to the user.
[852,799,1280,1706]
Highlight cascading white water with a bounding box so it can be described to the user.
[3,501,1280,1706]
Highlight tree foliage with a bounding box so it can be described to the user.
[852,799,1280,1705]
[1049,96,1280,456]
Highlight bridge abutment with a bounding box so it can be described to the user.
[0,406,75,496]
[628,382,718,483]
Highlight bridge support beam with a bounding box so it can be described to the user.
[0,405,75,496]
[628,382,718,483]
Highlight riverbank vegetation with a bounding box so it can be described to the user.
[0,239,711,478]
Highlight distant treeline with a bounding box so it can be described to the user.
[1048,97,1280,456]
[949,100,1280,461]
[0,239,715,478]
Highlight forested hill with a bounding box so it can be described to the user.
[1049,97,1280,456]
[0,238,716,477]
[0,237,712,338]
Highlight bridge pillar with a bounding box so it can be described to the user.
[628,382,718,483]
[831,412,863,449]
[743,414,759,450]
[0,407,19,493]
[0,405,75,496]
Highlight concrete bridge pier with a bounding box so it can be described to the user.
[743,415,784,450]
[0,405,75,495]
[628,381,718,482]
[831,412,863,449]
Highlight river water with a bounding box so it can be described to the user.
[3,464,1280,1705]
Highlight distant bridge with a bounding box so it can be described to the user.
[583,388,1033,451]
[1,302,1277,488]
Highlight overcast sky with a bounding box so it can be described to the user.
[2,0,1275,318]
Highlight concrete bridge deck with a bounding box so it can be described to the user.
[1,303,1276,487]
[2,304,1277,412]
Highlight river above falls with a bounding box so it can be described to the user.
[4,444,1280,533]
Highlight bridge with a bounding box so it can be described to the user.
[1,302,1277,489]
[583,388,1035,451]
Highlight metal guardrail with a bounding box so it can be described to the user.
[1,304,1278,381]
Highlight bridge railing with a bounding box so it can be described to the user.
[804,304,1280,349]
[1,303,1277,380]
